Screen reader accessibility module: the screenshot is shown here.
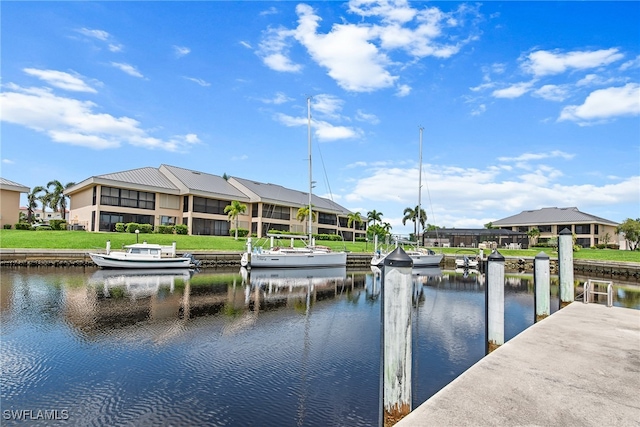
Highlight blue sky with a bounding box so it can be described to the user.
[2,1,639,235]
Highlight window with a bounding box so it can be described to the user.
[594,224,599,235]
[263,223,289,235]
[556,225,571,233]
[159,194,180,210]
[192,197,228,215]
[100,186,155,210]
[574,224,591,234]
[339,217,349,228]
[183,196,189,212]
[192,218,230,236]
[261,204,290,220]
[99,211,153,232]
[160,216,176,225]
[318,212,336,226]
[576,237,590,247]
[318,228,337,235]
[537,225,552,233]
[517,226,528,233]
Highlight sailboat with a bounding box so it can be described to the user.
[371,127,443,268]
[241,98,347,269]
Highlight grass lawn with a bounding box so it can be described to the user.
[1,230,639,263]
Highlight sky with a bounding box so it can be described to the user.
[1,0,639,235]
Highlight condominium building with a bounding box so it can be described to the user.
[0,178,30,229]
[491,207,620,248]
[64,164,365,240]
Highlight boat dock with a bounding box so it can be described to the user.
[396,302,640,426]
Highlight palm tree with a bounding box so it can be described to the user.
[347,212,363,242]
[402,205,426,240]
[224,200,247,240]
[296,205,317,235]
[367,210,383,227]
[47,180,75,221]
[26,186,45,223]
[527,227,540,247]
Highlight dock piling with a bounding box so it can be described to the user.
[558,228,575,308]
[486,250,505,353]
[534,251,550,322]
[381,247,413,427]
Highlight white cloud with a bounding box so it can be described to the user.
[111,62,144,78]
[174,45,191,57]
[492,81,534,99]
[312,94,344,118]
[620,54,640,71]
[396,84,411,97]
[257,1,480,93]
[355,110,380,124]
[239,41,252,49]
[521,48,624,77]
[559,83,640,124]
[77,28,110,41]
[184,77,211,87]
[23,68,97,93]
[0,84,198,152]
[261,92,291,104]
[498,151,575,163]
[533,84,569,102]
[274,112,361,141]
[2,159,15,164]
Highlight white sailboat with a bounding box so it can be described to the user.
[371,127,443,268]
[241,97,347,269]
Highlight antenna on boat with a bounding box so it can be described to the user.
[307,96,313,244]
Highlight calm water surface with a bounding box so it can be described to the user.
[1,267,637,426]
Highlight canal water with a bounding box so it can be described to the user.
[1,267,638,426]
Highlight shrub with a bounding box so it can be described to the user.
[125,223,140,233]
[156,225,175,234]
[35,225,53,231]
[15,222,31,230]
[49,220,67,230]
[3,224,12,229]
[175,224,188,235]
[229,228,249,238]
[139,223,153,234]
[115,223,126,232]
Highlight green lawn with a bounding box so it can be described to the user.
[1,229,639,263]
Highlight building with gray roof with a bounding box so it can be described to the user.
[492,207,620,248]
[64,165,362,240]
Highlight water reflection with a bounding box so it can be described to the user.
[0,267,637,427]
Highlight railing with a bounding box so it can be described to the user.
[583,279,613,307]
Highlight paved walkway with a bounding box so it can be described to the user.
[397,302,640,426]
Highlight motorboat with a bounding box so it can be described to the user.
[371,246,443,268]
[89,241,199,269]
[454,249,479,269]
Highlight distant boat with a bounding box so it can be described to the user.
[89,241,199,269]
[241,97,347,269]
[454,249,479,269]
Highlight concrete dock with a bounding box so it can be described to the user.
[397,302,640,427]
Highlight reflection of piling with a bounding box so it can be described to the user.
[534,251,550,322]
[558,228,574,308]
[485,250,505,353]
[381,247,413,427]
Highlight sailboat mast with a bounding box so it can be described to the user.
[418,126,423,244]
[307,97,313,243]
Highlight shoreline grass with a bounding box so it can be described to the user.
[1,230,639,263]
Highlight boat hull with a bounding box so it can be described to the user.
[89,253,193,269]
[242,251,347,268]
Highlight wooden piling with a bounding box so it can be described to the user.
[558,228,574,308]
[381,247,413,427]
[486,250,505,353]
[534,251,550,322]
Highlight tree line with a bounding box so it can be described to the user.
[24,181,75,224]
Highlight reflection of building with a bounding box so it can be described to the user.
[64,164,364,240]
[0,178,29,228]
[492,207,620,249]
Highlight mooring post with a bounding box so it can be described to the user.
[106,240,111,255]
[486,250,505,353]
[558,228,574,308]
[381,247,413,427]
[534,251,550,322]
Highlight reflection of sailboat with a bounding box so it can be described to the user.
[89,269,192,299]
[241,266,347,289]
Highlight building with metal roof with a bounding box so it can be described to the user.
[64,165,363,239]
[491,207,620,248]
[0,177,30,229]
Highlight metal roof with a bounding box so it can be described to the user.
[0,177,30,192]
[97,167,179,190]
[231,176,350,214]
[492,207,618,226]
[161,165,249,200]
